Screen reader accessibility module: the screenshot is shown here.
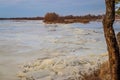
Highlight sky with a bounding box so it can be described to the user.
[0,0,105,17]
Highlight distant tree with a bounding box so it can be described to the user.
[115,0,120,4]
[116,8,120,15]
[117,32,120,48]
[44,12,59,22]
[115,0,120,15]
[103,0,120,80]
[65,15,74,19]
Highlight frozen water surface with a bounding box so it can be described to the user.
[0,20,119,80]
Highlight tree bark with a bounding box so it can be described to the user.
[103,0,120,80]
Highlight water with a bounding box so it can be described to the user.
[0,20,119,80]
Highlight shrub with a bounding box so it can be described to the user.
[44,12,59,22]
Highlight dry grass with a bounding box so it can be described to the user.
[82,61,110,80]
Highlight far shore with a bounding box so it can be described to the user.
[0,18,102,24]
[0,14,120,24]
[0,14,103,24]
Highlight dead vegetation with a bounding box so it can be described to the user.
[43,12,103,24]
[82,61,110,80]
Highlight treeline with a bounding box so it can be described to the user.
[0,12,104,24]
[0,17,44,20]
[44,12,103,24]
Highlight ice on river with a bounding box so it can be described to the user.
[0,20,119,80]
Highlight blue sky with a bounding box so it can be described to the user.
[0,0,105,17]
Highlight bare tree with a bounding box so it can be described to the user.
[103,0,120,80]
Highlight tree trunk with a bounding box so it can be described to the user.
[103,0,120,80]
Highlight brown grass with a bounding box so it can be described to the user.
[82,61,110,80]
